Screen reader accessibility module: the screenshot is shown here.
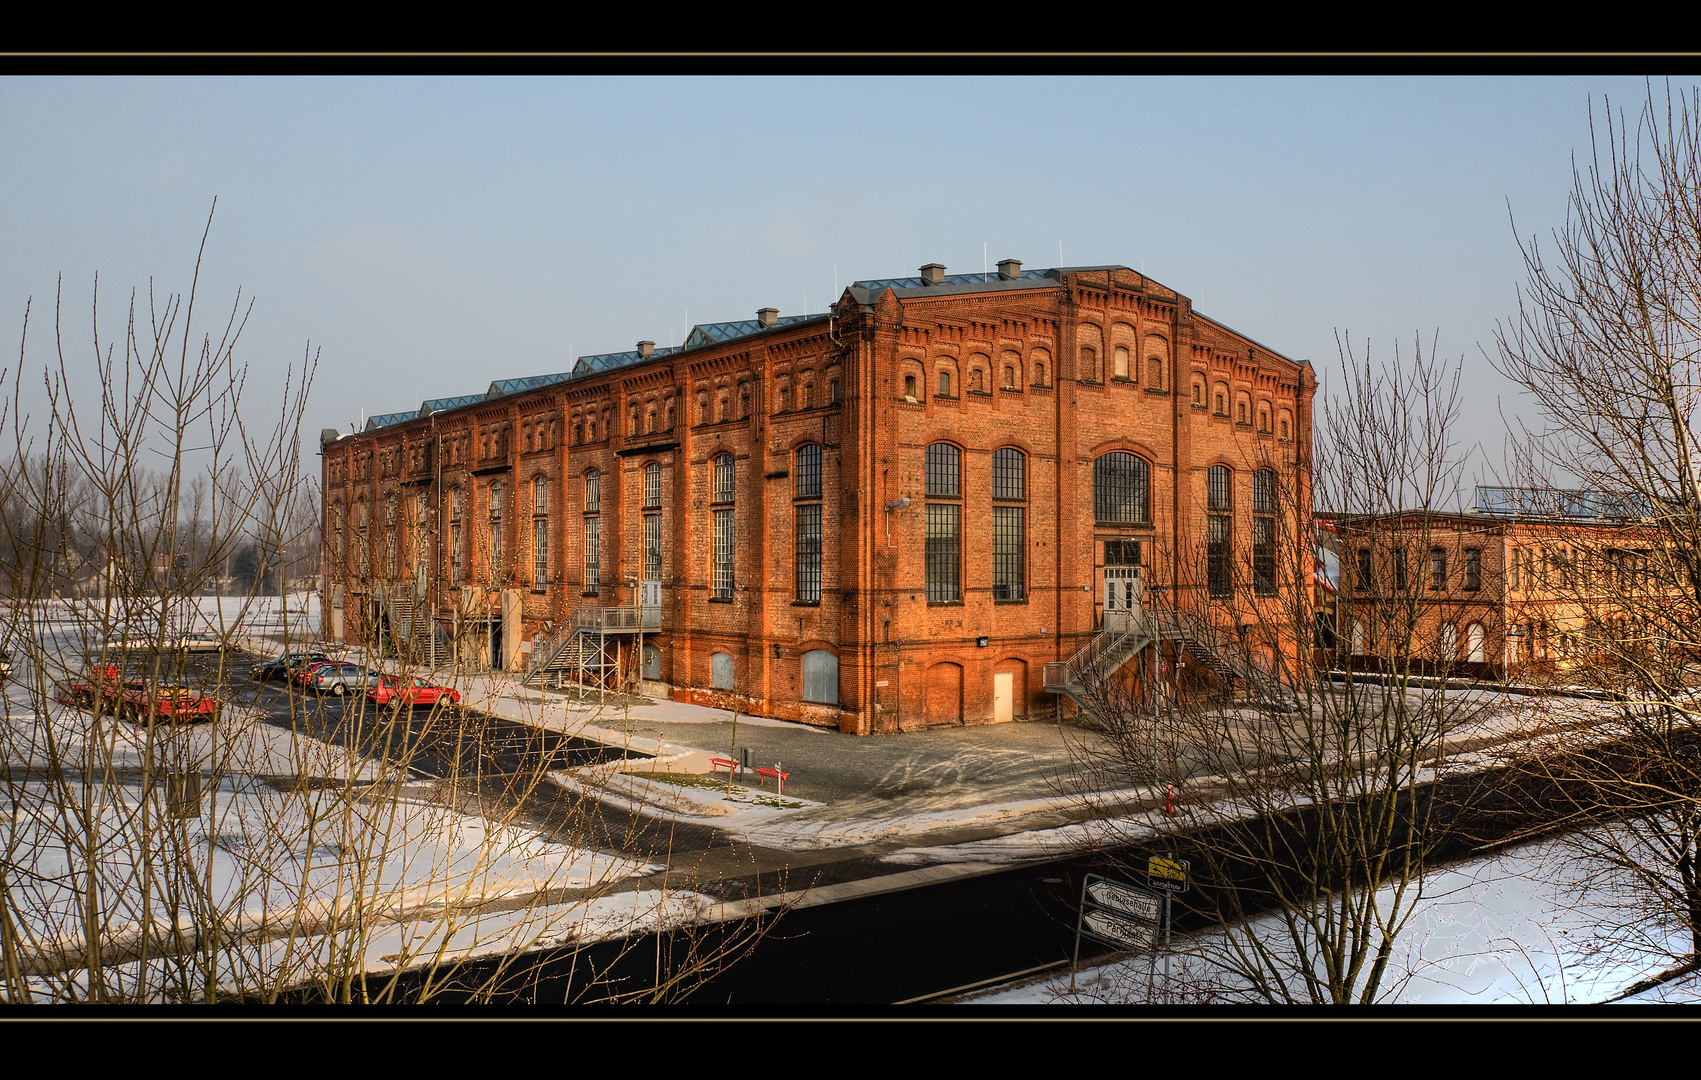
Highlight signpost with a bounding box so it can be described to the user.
[1072,859,1192,995]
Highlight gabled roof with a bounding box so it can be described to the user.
[684,314,816,348]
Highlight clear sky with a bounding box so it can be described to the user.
[0,74,1671,497]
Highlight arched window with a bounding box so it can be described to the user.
[711,651,734,690]
[904,374,917,399]
[711,454,735,598]
[926,443,961,497]
[1003,365,1016,389]
[532,476,549,591]
[582,469,600,594]
[1093,452,1150,524]
[1207,466,1231,597]
[993,448,1026,601]
[926,443,962,602]
[488,482,503,575]
[938,370,952,397]
[802,649,839,705]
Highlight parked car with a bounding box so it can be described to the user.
[297,662,381,697]
[54,665,221,722]
[366,675,462,708]
[252,651,330,681]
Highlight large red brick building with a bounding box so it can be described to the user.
[320,261,1316,734]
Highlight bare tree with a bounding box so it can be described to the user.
[1,207,770,1003]
[1068,336,1487,1004]
[1493,80,1701,971]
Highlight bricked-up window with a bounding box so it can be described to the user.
[796,503,822,602]
[926,443,961,498]
[532,477,548,591]
[644,462,661,509]
[712,509,735,598]
[644,512,661,581]
[712,453,735,505]
[1209,513,1232,598]
[1094,452,1150,524]
[1208,465,1232,512]
[927,504,962,602]
[1114,347,1129,380]
[1465,548,1482,590]
[796,444,822,498]
[488,482,503,577]
[1431,547,1448,589]
[802,649,839,705]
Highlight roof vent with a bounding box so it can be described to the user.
[637,340,655,358]
[918,263,946,286]
[756,307,778,328]
[997,258,1022,281]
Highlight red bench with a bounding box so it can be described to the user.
[754,767,791,794]
[710,758,740,776]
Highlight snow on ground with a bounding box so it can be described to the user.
[547,767,822,826]
[964,832,1697,1005]
[1,603,699,1002]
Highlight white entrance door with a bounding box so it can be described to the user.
[1102,566,1143,633]
[993,671,1014,724]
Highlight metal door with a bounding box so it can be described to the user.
[993,671,1013,724]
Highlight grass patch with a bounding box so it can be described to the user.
[628,771,805,809]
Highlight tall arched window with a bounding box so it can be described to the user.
[1093,452,1150,524]
[488,482,503,578]
[582,469,600,594]
[711,454,735,598]
[532,476,549,591]
[1208,465,1231,597]
[993,448,1026,601]
[1253,468,1276,596]
[643,463,662,580]
[926,443,962,601]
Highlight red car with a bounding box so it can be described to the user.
[366,675,462,707]
[54,665,221,722]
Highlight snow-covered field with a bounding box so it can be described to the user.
[966,832,1701,1005]
[0,598,719,1003]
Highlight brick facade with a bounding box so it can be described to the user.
[322,262,1316,733]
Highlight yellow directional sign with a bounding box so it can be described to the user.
[1147,856,1190,894]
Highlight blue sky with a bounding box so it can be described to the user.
[0,74,1668,493]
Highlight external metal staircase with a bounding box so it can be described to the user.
[374,583,451,666]
[521,603,659,689]
[1043,609,1299,728]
